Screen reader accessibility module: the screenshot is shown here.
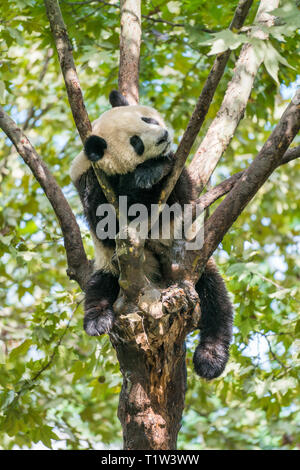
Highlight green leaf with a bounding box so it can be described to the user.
[39,425,59,449]
[0,80,5,103]
[0,391,15,410]
[262,42,294,84]
[295,320,300,336]
[270,2,300,31]
[9,339,32,361]
[207,30,247,55]
[269,288,292,300]
[167,1,181,14]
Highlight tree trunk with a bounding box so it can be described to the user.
[110,256,200,450]
[115,338,187,450]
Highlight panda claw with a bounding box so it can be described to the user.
[84,305,115,336]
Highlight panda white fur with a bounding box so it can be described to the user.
[71,90,233,380]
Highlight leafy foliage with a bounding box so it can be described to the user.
[0,0,299,450]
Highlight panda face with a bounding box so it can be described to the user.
[70,91,173,183]
[85,105,172,176]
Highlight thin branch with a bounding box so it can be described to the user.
[118,0,141,104]
[253,272,300,305]
[44,0,91,142]
[188,0,279,193]
[280,144,300,165]
[29,301,79,383]
[256,332,288,370]
[195,171,244,210]
[0,107,91,290]
[189,89,300,279]
[62,0,193,29]
[14,300,81,401]
[196,145,300,210]
[157,0,254,210]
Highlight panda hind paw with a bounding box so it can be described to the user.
[193,344,229,380]
[84,302,115,336]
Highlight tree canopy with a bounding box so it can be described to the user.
[0,0,299,450]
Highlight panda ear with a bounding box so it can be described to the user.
[109,90,129,107]
[84,135,107,161]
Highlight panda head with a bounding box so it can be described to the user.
[82,91,172,176]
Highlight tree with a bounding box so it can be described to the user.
[0,0,299,450]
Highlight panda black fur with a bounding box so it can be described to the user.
[70,90,233,380]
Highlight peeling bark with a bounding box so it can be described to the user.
[115,336,187,450]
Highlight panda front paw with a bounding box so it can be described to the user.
[84,300,115,336]
[134,165,164,189]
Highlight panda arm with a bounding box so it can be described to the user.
[74,168,120,335]
[74,167,118,240]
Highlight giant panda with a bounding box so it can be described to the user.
[70,90,233,380]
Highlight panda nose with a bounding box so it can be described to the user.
[156,130,169,146]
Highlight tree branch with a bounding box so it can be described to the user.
[44,0,91,142]
[118,0,141,104]
[115,228,148,301]
[64,0,190,35]
[196,144,300,210]
[44,0,119,213]
[188,0,279,193]
[0,107,92,290]
[157,0,254,210]
[280,144,300,165]
[189,90,300,279]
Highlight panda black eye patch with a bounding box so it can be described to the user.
[141,117,159,125]
[130,135,145,156]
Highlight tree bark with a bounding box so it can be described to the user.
[107,230,200,450]
[114,333,187,450]
[119,0,141,104]
[111,284,199,448]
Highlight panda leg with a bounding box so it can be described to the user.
[84,270,119,336]
[193,259,233,380]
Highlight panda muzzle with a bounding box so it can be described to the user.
[156,130,169,146]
